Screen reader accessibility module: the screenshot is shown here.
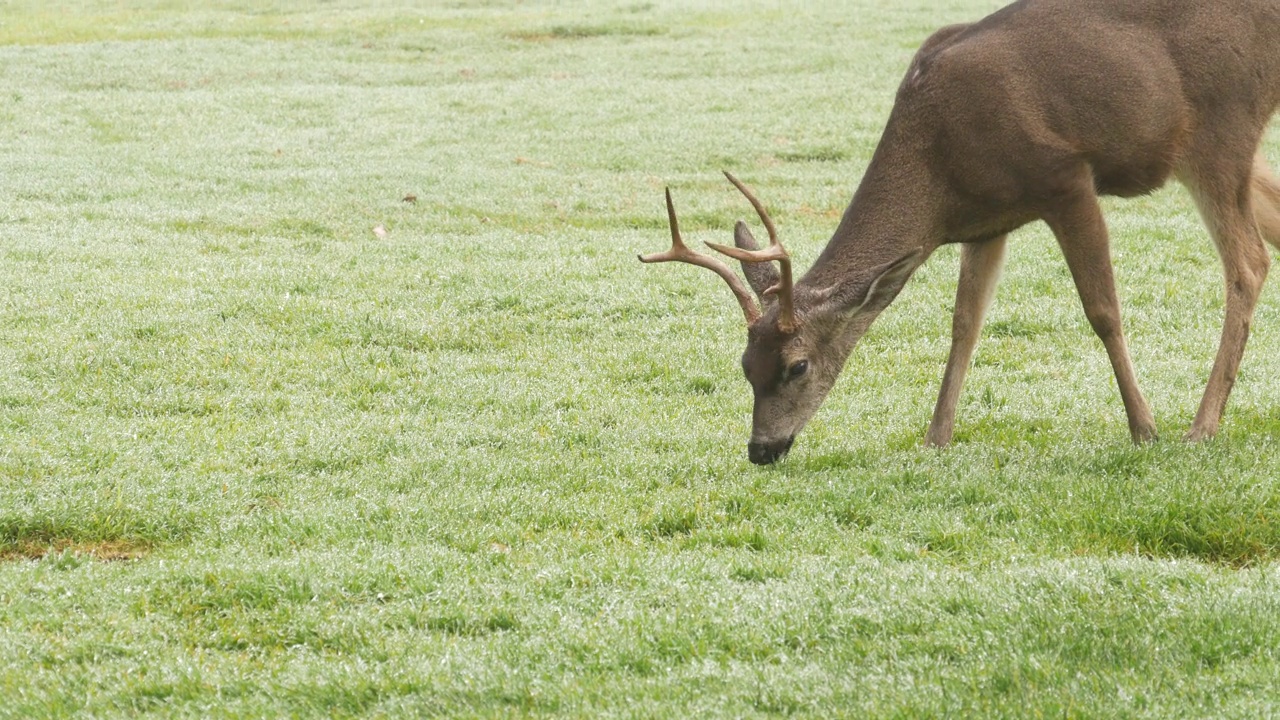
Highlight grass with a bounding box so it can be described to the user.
[2,0,1280,716]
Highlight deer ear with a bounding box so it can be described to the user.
[820,249,924,317]
[853,250,924,314]
[733,221,781,301]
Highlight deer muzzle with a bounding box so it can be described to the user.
[748,437,795,465]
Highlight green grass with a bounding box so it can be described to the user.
[2,0,1280,716]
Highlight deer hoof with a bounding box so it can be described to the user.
[1130,424,1158,444]
[1182,425,1217,443]
[923,431,952,449]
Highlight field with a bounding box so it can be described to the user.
[3,1,1280,717]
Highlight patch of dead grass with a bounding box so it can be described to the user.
[0,538,152,562]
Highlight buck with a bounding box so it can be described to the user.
[640,0,1280,465]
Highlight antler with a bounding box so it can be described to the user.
[638,188,762,325]
[705,171,796,332]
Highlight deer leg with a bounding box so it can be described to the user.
[1252,154,1280,251]
[925,236,1007,447]
[1043,186,1158,443]
[1179,160,1271,441]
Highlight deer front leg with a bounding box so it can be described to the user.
[1043,188,1157,443]
[1180,164,1271,442]
[926,236,1007,447]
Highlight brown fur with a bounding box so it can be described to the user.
[650,0,1280,463]
[1255,155,1280,250]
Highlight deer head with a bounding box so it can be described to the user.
[640,172,921,465]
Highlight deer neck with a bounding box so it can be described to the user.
[796,142,943,315]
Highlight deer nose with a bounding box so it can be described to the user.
[748,437,794,465]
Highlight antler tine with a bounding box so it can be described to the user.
[638,188,762,325]
[706,172,797,332]
[723,171,779,248]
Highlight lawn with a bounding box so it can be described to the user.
[2,0,1280,717]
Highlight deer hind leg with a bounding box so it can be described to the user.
[1252,153,1280,250]
[1042,178,1158,443]
[926,236,1007,448]
[1178,154,1272,441]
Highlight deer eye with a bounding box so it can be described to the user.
[787,360,809,379]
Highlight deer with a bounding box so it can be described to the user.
[640,0,1280,465]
